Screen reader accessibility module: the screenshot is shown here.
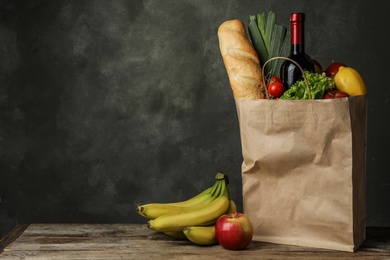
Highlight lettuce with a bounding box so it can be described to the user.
[280,71,334,100]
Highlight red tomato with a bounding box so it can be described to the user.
[268,81,284,98]
[269,76,281,84]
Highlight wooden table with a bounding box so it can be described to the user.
[0,224,389,259]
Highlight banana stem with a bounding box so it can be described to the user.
[214,172,225,180]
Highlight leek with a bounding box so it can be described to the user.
[248,15,268,65]
[248,11,291,79]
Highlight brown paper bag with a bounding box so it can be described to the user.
[235,95,367,252]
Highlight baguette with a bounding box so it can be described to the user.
[218,19,265,99]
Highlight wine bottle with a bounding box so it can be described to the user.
[281,13,314,90]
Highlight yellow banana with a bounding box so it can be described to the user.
[197,197,235,226]
[197,217,219,227]
[183,225,218,246]
[191,199,235,226]
[164,172,225,207]
[227,199,237,213]
[138,179,217,210]
[147,178,230,232]
[137,181,223,220]
[137,172,226,220]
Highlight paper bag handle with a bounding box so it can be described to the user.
[261,56,311,99]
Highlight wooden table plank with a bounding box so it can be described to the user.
[0,224,28,254]
[0,224,389,259]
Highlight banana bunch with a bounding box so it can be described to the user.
[136,172,237,246]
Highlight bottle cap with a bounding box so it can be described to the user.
[290,13,305,22]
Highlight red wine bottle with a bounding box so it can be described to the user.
[281,13,314,90]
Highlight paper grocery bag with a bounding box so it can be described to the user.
[235,96,367,252]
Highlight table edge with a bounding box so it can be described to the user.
[0,224,29,254]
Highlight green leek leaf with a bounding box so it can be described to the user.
[264,11,276,54]
[248,15,268,66]
[248,11,291,78]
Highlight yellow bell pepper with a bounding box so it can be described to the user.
[334,66,367,96]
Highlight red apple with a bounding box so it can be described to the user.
[323,89,349,99]
[325,62,347,78]
[311,59,323,74]
[215,212,253,250]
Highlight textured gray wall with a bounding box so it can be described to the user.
[1,0,389,237]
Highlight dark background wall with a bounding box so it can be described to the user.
[1,0,389,237]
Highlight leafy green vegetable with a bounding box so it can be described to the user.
[274,30,290,78]
[268,24,286,79]
[248,15,268,65]
[248,11,290,78]
[257,13,266,43]
[280,71,335,100]
[264,11,275,53]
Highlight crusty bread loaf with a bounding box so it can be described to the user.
[218,19,265,99]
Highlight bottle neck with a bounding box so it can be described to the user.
[290,16,305,55]
[291,44,305,55]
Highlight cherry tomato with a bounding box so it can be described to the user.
[269,76,281,84]
[268,81,284,98]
